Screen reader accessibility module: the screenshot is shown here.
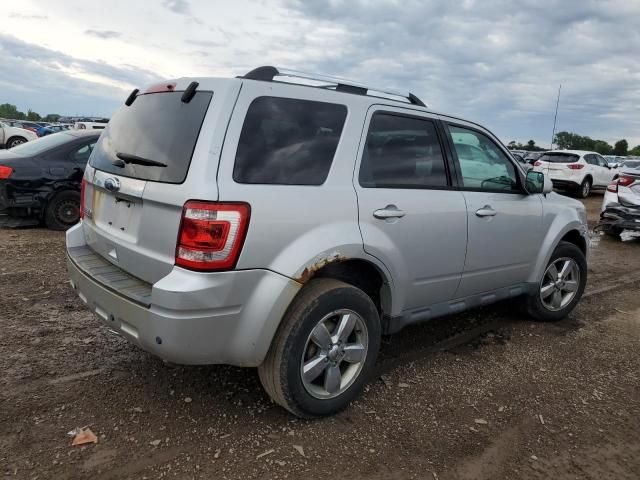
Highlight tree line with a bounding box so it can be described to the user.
[0,103,62,123]
[509,132,640,156]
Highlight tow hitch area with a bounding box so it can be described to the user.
[595,203,640,239]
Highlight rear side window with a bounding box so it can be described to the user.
[233,97,347,185]
[539,153,580,163]
[89,91,213,183]
[359,113,448,188]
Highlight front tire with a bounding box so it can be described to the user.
[44,190,81,230]
[526,241,587,322]
[258,278,381,418]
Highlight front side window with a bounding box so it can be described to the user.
[359,113,448,188]
[448,125,519,192]
[233,96,347,185]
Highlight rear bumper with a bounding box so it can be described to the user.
[596,203,640,233]
[0,182,39,212]
[66,224,301,366]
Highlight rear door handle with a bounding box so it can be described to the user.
[475,205,497,217]
[373,205,406,219]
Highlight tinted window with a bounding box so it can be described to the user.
[71,142,96,163]
[538,152,580,163]
[584,154,597,165]
[234,97,346,185]
[90,91,213,183]
[448,125,519,192]
[359,113,448,188]
[5,132,76,156]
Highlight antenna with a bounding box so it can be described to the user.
[550,84,562,149]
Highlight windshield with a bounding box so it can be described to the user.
[89,90,213,183]
[538,152,580,163]
[6,132,74,155]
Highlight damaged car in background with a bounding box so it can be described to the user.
[597,159,640,240]
[0,130,100,230]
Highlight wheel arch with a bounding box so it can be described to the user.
[528,219,589,285]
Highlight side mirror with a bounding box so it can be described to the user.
[525,170,553,194]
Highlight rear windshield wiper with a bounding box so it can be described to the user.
[114,152,167,168]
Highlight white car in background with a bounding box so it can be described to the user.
[0,122,38,149]
[533,150,617,198]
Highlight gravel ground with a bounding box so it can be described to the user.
[1,194,639,479]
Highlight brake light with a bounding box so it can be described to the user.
[0,165,13,179]
[618,175,635,187]
[567,164,585,170]
[606,181,618,193]
[534,161,542,166]
[80,178,87,219]
[175,201,250,271]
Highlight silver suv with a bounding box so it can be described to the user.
[66,67,589,417]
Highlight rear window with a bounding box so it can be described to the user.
[233,96,347,185]
[6,132,75,156]
[89,91,213,183]
[623,160,640,169]
[539,153,579,163]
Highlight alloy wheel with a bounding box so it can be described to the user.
[300,309,368,399]
[540,257,580,311]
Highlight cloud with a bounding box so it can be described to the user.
[279,0,640,146]
[8,13,48,20]
[3,1,639,147]
[162,0,191,15]
[0,34,160,116]
[85,29,122,39]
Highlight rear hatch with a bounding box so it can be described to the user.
[81,82,221,284]
[534,152,581,179]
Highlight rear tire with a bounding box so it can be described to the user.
[526,241,587,322]
[7,136,27,149]
[45,190,81,231]
[258,278,381,418]
[578,178,591,198]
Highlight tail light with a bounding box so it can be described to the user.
[534,161,542,166]
[567,164,585,170]
[0,165,13,179]
[175,201,250,271]
[80,178,87,219]
[618,175,635,187]
[607,175,636,193]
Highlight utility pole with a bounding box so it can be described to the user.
[550,84,561,149]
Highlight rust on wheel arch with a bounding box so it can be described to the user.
[296,253,349,284]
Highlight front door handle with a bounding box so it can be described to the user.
[373,205,406,219]
[475,205,497,217]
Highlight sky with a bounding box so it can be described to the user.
[1,0,639,147]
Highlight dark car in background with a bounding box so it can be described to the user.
[524,151,545,164]
[0,130,100,230]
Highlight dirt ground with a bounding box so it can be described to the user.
[1,194,639,480]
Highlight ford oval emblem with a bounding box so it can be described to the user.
[104,177,121,192]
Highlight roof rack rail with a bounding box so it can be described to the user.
[242,66,427,108]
